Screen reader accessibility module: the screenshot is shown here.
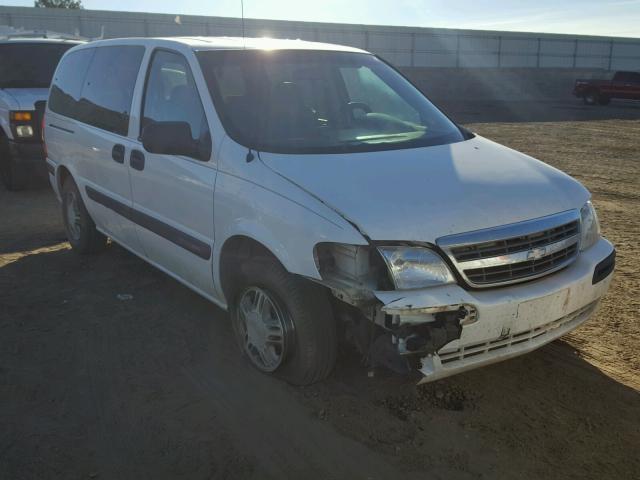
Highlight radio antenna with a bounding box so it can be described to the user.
[241,0,246,46]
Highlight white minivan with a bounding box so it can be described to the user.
[45,37,615,385]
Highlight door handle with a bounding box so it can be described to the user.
[130,149,145,171]
[112,144,125,163]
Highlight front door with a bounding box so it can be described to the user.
[128,49,217,296]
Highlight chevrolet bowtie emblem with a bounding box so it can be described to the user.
[527,247,547,261]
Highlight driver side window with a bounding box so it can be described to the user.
[340,66,420,124]
[141,50,211,161]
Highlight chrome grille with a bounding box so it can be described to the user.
[438,210,581,288]
[464,243,578,285]
[450,220,579,262]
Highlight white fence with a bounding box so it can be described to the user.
[1,6,639,70]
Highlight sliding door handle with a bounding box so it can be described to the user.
[112,144,125,163]
[130,150,145,171]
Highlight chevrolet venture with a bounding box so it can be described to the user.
[44,37,615,385]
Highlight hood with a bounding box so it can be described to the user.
[260,136,589,242]
[2,88,49,110]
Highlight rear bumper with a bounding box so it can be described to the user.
[375,238,615,382]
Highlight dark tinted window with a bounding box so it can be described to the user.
[197,50,464,154]
[613,71,640,83]
[142,50,210,161]
[0,42,76,89]
[49,48,94,119]
[80,46,145,136]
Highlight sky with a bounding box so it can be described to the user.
[2,0,640,38]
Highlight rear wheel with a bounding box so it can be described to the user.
[0,139,27,191]
[583,90,599,105]
[230,258,337,385]
[62,177,107,253]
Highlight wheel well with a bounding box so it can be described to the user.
[219,236,284,304]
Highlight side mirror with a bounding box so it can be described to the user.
[141,121,199,158]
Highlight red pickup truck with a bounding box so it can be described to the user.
[573,71,640,105]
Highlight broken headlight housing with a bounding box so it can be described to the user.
[377,246,455,290]
[580,201,600,251]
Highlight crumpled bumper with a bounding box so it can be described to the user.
[374,238,615,383]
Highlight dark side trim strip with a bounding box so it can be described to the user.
[48,123,75,134]
[85,186,212,260]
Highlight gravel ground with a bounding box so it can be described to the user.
[1,102,638,479]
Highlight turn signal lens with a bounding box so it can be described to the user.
[10,111,33,122]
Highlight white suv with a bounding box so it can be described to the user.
[0,38,81,190]
[44,37,615,385]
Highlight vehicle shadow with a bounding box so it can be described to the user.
[308,327,640,478]
[0,184,64,255]
[1,244,638,479]
[0,244,413,480]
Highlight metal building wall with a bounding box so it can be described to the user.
[1,5,639,70]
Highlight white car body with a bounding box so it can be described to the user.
[44,37,615,383]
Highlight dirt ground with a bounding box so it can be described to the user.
[1,101,639,480]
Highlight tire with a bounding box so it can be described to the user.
[230,258,337,385]
[598,95,611,105]
[61,177,107,254]
[583,90,599,105]
[0,139,27,191]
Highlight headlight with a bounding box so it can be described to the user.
[377,246,455,290]
[580,201,600,251]
[15,125,34,138]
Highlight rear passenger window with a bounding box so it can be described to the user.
[141,50,211,161]
[49,48,94,119]
[81,46,145,136]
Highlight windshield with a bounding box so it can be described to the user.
[0,43,76,89]
[197,50,465,154]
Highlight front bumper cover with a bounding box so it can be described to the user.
[7,140,47,178]
[374,238,615,383]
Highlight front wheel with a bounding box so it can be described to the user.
[62,177,107,253]
[230,258,337,385]
[598,95,611,105]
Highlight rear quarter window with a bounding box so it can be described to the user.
[49,45,145,136]
[49,48,94,119]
